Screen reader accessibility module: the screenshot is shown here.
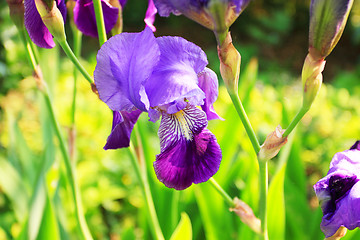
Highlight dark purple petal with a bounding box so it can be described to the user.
[94,27,160,112]
[350,140,360,150]
[24,0,66,48]
[314,146,360,237]
[197,67,223,121]
[74,0,118,38]
[154,105,222,190]
[119,0,127,6]
[104,110,142,150]
[144,0,157,32]
[145,35,208,116]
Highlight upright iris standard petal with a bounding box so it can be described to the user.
[145,36,208,120]
[73,0,119,38]
[144,0,158,32]
[314,142,360,238]
[94,27,160,112]
[104,110,142,150]
[24,0,66,48]
[197,67,222,120]
[154,105,222,190]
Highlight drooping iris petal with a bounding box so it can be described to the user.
[350,140,360,150]
[24,0,67,48]
[314,144,360,237]
[197,67,223,120]
[154,105,222,190]
[94,27,160,112]
[145,35,208,120]
[104,110,142,150]
[154,0,251,30]
[74,0,119,38]
[144,0,158,32]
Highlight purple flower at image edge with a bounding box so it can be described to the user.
[94,27,222,190]
[73,0,120,38]
[24,0,67,48]
[314,141,360,238]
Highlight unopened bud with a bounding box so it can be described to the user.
[258,125,287,161]
[35,0,66,42]
[309,0,354,58]
[217,32,240,94]
[6,0,24,29]
[110,0,123,35]
[302,52,326,109]
[230,197,261,234]
[325,226,347,240]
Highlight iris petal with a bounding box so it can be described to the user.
[145,36,208,115]
[94,27,160,112]
[104,110,142,150]
[74,0,119,38]
[144,0,158,32]
[198,67,223,120]
[154,105,222,190]
[24,0,67,48]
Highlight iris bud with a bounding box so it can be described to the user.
[217,31,240,94]
[309,0,354,58]
[35,0,66,42]
[301,51,326,109]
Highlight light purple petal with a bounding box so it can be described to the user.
[24,0,66,48]
[231,0,252,14]
[74,0,119,38]
[104,110,142,150]
[197,67,223,120]
[144,0,157,32]
[154,105,222,190]
[94,27,160,112]
[145,36,208,116]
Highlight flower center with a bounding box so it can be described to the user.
[173,110,193,141]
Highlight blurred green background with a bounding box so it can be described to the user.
[0,0,360,239]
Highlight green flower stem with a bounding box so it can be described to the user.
[228,92,261,153]
[71,30,82,126]
[258,160,268,240]
[57,40,93,85]
[127,145,164,240]
[19,28,37,70]
[92,0,107,46]
[19,30,93,240]
[43,91,93,240]
[283,106,309,137]
[208,177,234,207]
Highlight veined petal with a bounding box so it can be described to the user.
[197,67,223,120]
[154,105,222,190]
[145,36,208,113]
[24,0,66,48]
[104,110,142,150]
[74,0,119,38]
[144,0,157,32]
[94,27,159,112]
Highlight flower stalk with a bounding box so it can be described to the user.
[18,29,92,240]
[92,0,107,46]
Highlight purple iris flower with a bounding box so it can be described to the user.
[154,0,251,30]
[314,141,360,238]
[94,27,222,190]
[24,0,67,48]
[73,0,122,38]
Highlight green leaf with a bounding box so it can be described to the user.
[170,212,192,240]
[268,164,286,240]
[36,191,60,240]
[0,156,29,222]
